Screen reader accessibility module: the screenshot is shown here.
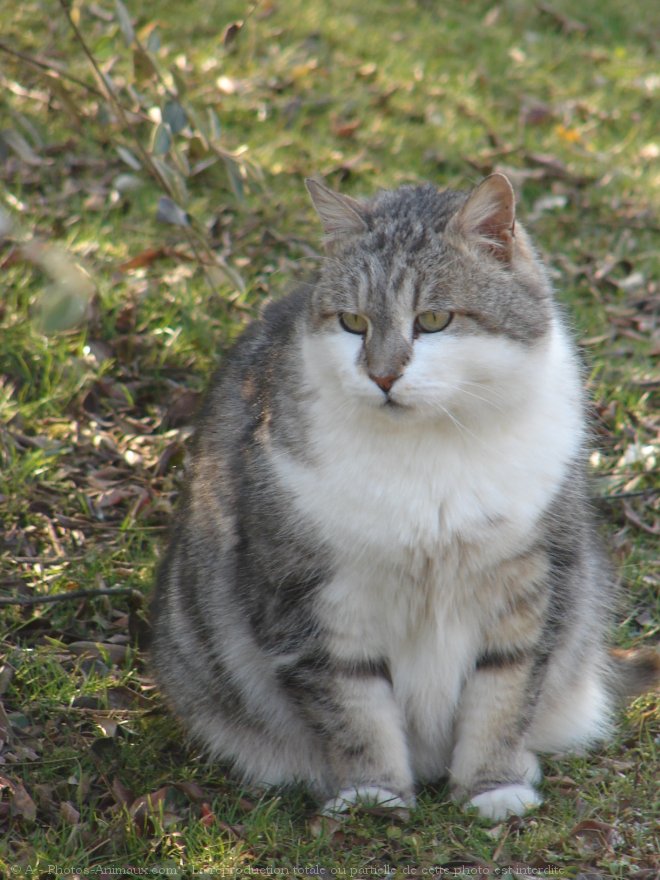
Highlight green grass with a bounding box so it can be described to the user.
[1,0,658,877]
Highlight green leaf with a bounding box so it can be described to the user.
[162,101,188,134]
[170,140,191,177]
[37,284,89,333]
[116,146,142,170]
[171,68,188,98]
[207,108,222,142]
[114,0,135,45]
[155,196,190,227]
[48,79,84,124]
[152,158,189,204]
[223,156,245,203]
[182,106,208,149]
[150,123,172,156]
[146,28,161,53]
[1,130,42,166]
[133,46,158,82]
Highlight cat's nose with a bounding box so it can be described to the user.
[369,373,399,393]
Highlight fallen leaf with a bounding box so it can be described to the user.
[107,685,152,710]
[162,390,201,428]
[110,776,134,807]
[332,119,361,139]
[483,6,501,27]
[570,819,622,854]
[91,714,118,737]
[155,440,185,476]
[309,812,342,839]
[176,780,207,803]
[129,785,171,831]
[520,101,555,126]
[222,21,244,48]
[538,3,588,34]
[10,779,37,822]
[67,641,128,664]
[60,800,80,825]
[199,801,215,827]
[119,247,169,272]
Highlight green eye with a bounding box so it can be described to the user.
[339,312,369,335]
[415,310,453,333]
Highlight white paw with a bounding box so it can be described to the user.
[321,786,413,817]
[467,784,542,820]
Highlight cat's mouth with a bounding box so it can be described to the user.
[382,395,408,412]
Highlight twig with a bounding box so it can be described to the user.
[56,0,170,192]
[598,488,660,502]
[0,587,142,607]
[57,0,233,296]
[11,555,86,562]
[0,41,107,101]
[2,755,82,767]
[0,41,151,123]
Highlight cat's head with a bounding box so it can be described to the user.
[304,174,565,424]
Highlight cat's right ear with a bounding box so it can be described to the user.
[305,178,368,242]
[449,173,516,264]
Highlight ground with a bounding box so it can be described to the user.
[0,1,658,877]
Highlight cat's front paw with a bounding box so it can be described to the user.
[321,786,414,819]
[466,784,542,820]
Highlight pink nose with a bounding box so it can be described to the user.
[369,373,399,393]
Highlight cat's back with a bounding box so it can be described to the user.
[196,284,313,448]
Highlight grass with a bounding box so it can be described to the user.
[1,0,658,877]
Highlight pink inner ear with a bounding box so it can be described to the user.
[455,173,516,263]
[305,178,367,237]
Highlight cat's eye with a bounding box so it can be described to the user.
[339,312,369,335]
[415,310,453,333]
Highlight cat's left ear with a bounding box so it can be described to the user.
[450,173,516,264]
[305,178,368,240]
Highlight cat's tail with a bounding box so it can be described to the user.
[609,647,660,702]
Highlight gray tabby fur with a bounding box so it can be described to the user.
[151,174,655,820]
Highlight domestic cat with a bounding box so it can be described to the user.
[151,173,657,820]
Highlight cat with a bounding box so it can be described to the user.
[150,172,658,821]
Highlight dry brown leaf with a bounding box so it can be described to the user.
[67,641,128,664]
[570,818,622,854]
[110,776,134,806]
[162,390,201,428]
[129,785,171,831]
[91,714,119,737]
[107,685,152,710]
[537,2,588,34]
[119,247,170,272]
[309,813,342,839]
[222,21,244,48]
[332,119,361,139]
[9,779,37,822]
[60,800,81,825]
[175,780,207,803]
[199,801,216,828]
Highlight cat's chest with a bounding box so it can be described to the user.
[272,406,546,567]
